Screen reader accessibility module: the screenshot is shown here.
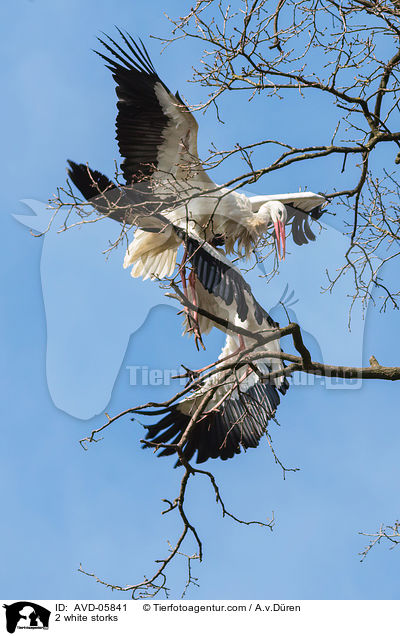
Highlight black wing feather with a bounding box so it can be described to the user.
[67,160,115,201]
[143,378,283,466]
[286,204,323,245]
[95,31,173,184]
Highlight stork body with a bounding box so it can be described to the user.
[120,208,291,464]
[67,30,327,282]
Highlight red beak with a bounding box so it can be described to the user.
[273,220,286,260]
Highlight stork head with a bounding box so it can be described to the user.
[258,201,287,260]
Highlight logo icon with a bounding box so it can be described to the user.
[2,602,51,634]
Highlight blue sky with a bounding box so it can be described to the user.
[1,0,400,600]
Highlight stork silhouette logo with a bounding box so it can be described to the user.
[2,602,50,633]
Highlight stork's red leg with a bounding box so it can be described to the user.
[187,269,204,349]
[178,249,194,330]
[179,248,189,297]
[188,269,198,323]
[178,251,204,349]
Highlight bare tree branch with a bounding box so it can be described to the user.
[359,520,400,562]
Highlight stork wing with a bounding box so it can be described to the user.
[173,225,277,327]
[249,191,326,214]
[96,29,210,186]
[285,204,320,245]
[143,378,282,465]
[250,191,326,245]
[67,160,179,226]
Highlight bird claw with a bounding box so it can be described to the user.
[191,324,205,351]
[185,313,205,351]
[194,329,205,351]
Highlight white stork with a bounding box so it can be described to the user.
[139,214,289,464]
[67,29,327,281]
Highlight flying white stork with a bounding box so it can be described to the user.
[138,214,289,464]
[67,29,327,282]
